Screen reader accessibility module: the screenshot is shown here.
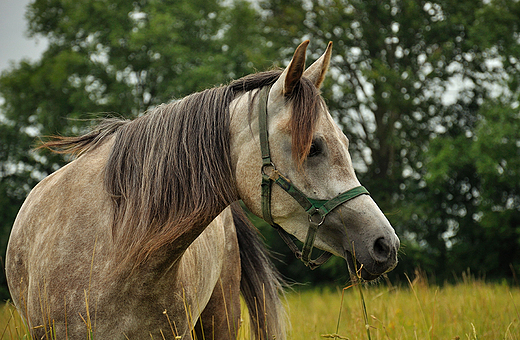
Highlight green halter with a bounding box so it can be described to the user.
[257,86,370,269]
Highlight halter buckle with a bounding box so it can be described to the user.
[308,211,325,226]
[261,162,276,177]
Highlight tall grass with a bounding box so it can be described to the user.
[274,274,519,340]
[1,274,519,339]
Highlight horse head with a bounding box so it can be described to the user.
[231,41,399,281]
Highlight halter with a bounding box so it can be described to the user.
[257,86,370,269]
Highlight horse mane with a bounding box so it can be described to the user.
[39,70,322,268]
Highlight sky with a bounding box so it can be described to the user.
[0,0,48,73]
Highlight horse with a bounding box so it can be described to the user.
[6,40,399,339]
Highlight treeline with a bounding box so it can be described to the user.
[1,0,520,298]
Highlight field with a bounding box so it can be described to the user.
[270,279,519,340]
[1,275,519,339]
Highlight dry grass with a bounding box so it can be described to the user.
[268,276,519,340]
[1,274,519,339]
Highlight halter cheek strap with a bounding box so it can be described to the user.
[257,87,370,269]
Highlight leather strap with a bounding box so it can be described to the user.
[258,87,275,226]
[273,223,333,269]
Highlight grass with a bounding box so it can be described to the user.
[273,271,520,340]
[1,274,519,339]
[276,279,519,340]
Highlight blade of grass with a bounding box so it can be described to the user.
[335,283,355,337]
[0,309,14,339]
[405,273,431,340]
[356,283,372,340]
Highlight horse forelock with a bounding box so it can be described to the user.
[233,70,323,169]
[245,71,323,168]
[287,77,323,169]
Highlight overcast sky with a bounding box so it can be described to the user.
[0,0,48,73]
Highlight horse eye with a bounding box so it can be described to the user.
[308,142,321,157]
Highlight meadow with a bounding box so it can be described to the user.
[1,274,519,339]
[276,280,519,339]
[241,272,520,340]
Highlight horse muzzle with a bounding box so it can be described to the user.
[344,232,400,281]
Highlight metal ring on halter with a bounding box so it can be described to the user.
[308,212,325,226]
[261,162,276,176]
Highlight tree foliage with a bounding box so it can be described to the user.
[1,0,520,297]
[254,0,520,283]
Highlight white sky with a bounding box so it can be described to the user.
[0,0,48,73]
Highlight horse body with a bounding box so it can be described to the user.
[8,137,245,339]
[7,41,399,339]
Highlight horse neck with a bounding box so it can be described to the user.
[228,92,266,215]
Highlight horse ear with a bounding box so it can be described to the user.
[271,40,309,97]
[303,41,332,89]
[284,40,309,95]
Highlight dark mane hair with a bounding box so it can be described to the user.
[40,70,322,268]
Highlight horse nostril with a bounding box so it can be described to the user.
[373,237,391,262]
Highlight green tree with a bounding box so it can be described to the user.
[472,103,520,278]
[257,0,520,283]
[0,0,267,300]
[425,100,520,279]
[2,0,520,295]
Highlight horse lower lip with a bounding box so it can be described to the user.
[345,252,381,281]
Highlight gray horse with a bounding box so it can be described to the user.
[6,41,399,339]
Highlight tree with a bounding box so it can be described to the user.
[2,0,520,295]
[0,0,268,300]
[258,0,520,282]
[425,100,520,279]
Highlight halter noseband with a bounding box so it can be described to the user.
[257,86,370,269]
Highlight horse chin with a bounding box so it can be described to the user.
[344,251,381,282]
